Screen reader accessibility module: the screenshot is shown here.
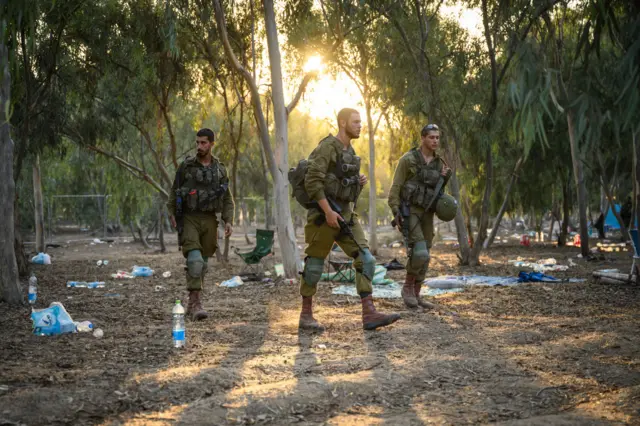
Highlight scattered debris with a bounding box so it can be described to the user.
[162,271,172,278]
[221,276,244,288]
[31,253,51,265]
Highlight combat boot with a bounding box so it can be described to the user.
[414,281,437,310]
[401,275,419,308]
[187,290,208,321]
[361,295,400,330]
[299,296,324,331]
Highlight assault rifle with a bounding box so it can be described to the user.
[312,197,365,253]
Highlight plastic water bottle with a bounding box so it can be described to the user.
[28,274,37,305]
[66,281,106,288]
[75,320,94,332]
[172,300,185,348]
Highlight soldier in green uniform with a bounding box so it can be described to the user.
[388,124,457,309]
[167,128,234,321]
[299,108,401,331]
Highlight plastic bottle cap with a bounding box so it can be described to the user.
[175,300,181,304]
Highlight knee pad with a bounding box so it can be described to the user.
[302,257,325,286]
[187,250,204,278]
[357,249,376,281]
[409,241,430,271]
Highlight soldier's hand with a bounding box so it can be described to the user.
[224,223,233,237]
[326,210,344,229]
[441,166,451,177]
[169,215,177,229]
[359,174,368,186]
[394,212,404,232]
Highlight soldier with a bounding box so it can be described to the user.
[167,128,234,321]
[388,123,457,309]
[299,108,401,331]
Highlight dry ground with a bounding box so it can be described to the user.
[1,231,639,425]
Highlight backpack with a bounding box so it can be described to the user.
[288,159,315,209]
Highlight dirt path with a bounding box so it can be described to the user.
[1,235,638,425]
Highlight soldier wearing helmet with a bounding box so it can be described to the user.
[387,123,457,309]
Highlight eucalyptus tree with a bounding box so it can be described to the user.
[212,0,318,277]
[510,0,640,255]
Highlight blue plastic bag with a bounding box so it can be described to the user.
[132,266,154,277]
[517,271,559,283]
[31,252,51,265]
[31,302,77,336]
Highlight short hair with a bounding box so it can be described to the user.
[337,108,360,128]
[196,128,215,142]
[421,123,440,137]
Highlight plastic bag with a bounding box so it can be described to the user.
[31,302,77,336]
[31,253,51,265]
[131,266,154,277]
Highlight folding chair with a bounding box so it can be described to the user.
[326,243,353,282]
[234,229,275,278]
[629,229,640,279]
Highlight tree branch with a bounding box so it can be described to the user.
[87,145,169,199]
[286,72,315,114]
[212,0,277,180]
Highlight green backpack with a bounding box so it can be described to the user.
[288,159,314,209]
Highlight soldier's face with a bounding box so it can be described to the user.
[421,131,440,150]
[344,113,362,139]
[196,136,213,157]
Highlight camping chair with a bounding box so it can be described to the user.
[234,229,275,278]
[326,243,353,282]
[629,229,640,279]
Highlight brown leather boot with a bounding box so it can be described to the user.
[361,295,400,330]
[299,296,324,331]
[414,281,437,310]
[186,290,208,321]
[402,275,419,308]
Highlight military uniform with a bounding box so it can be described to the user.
[388,147,450,308]
[299,134,400,330]
[167,155,234,319]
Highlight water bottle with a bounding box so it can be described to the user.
[172,300,185,348]
[75,320,94,332]
[28,274,37,305]
[66,281,105,288]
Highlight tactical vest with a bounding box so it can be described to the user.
[177,158,228,213]
[324,150,361,203]
[400,148,442,209]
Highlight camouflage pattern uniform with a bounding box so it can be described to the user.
[388,148,450,308]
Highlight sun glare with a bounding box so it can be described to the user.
[303,55,325,73]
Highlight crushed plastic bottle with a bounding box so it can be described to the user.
[66,281,106,288]
[172,300,185,348]
[75,320,94,332]
[28,274,37,305]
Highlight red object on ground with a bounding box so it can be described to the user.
[573,234,581,247]
[520,234,530,247]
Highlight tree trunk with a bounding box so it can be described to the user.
[264,0,301,277]
[365,100,378,254]
[447,172,470,263]
[14,209,29,277]
[567,112,590,256]
[484,156,523,249]
[135,218,152,250]
[0,42,22,305]
[558,177,570,246]
[33,154,45,253]
[158,206,166,253]
[634,129,640,234]
[468,145,493,265]
[463,199,474,248]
